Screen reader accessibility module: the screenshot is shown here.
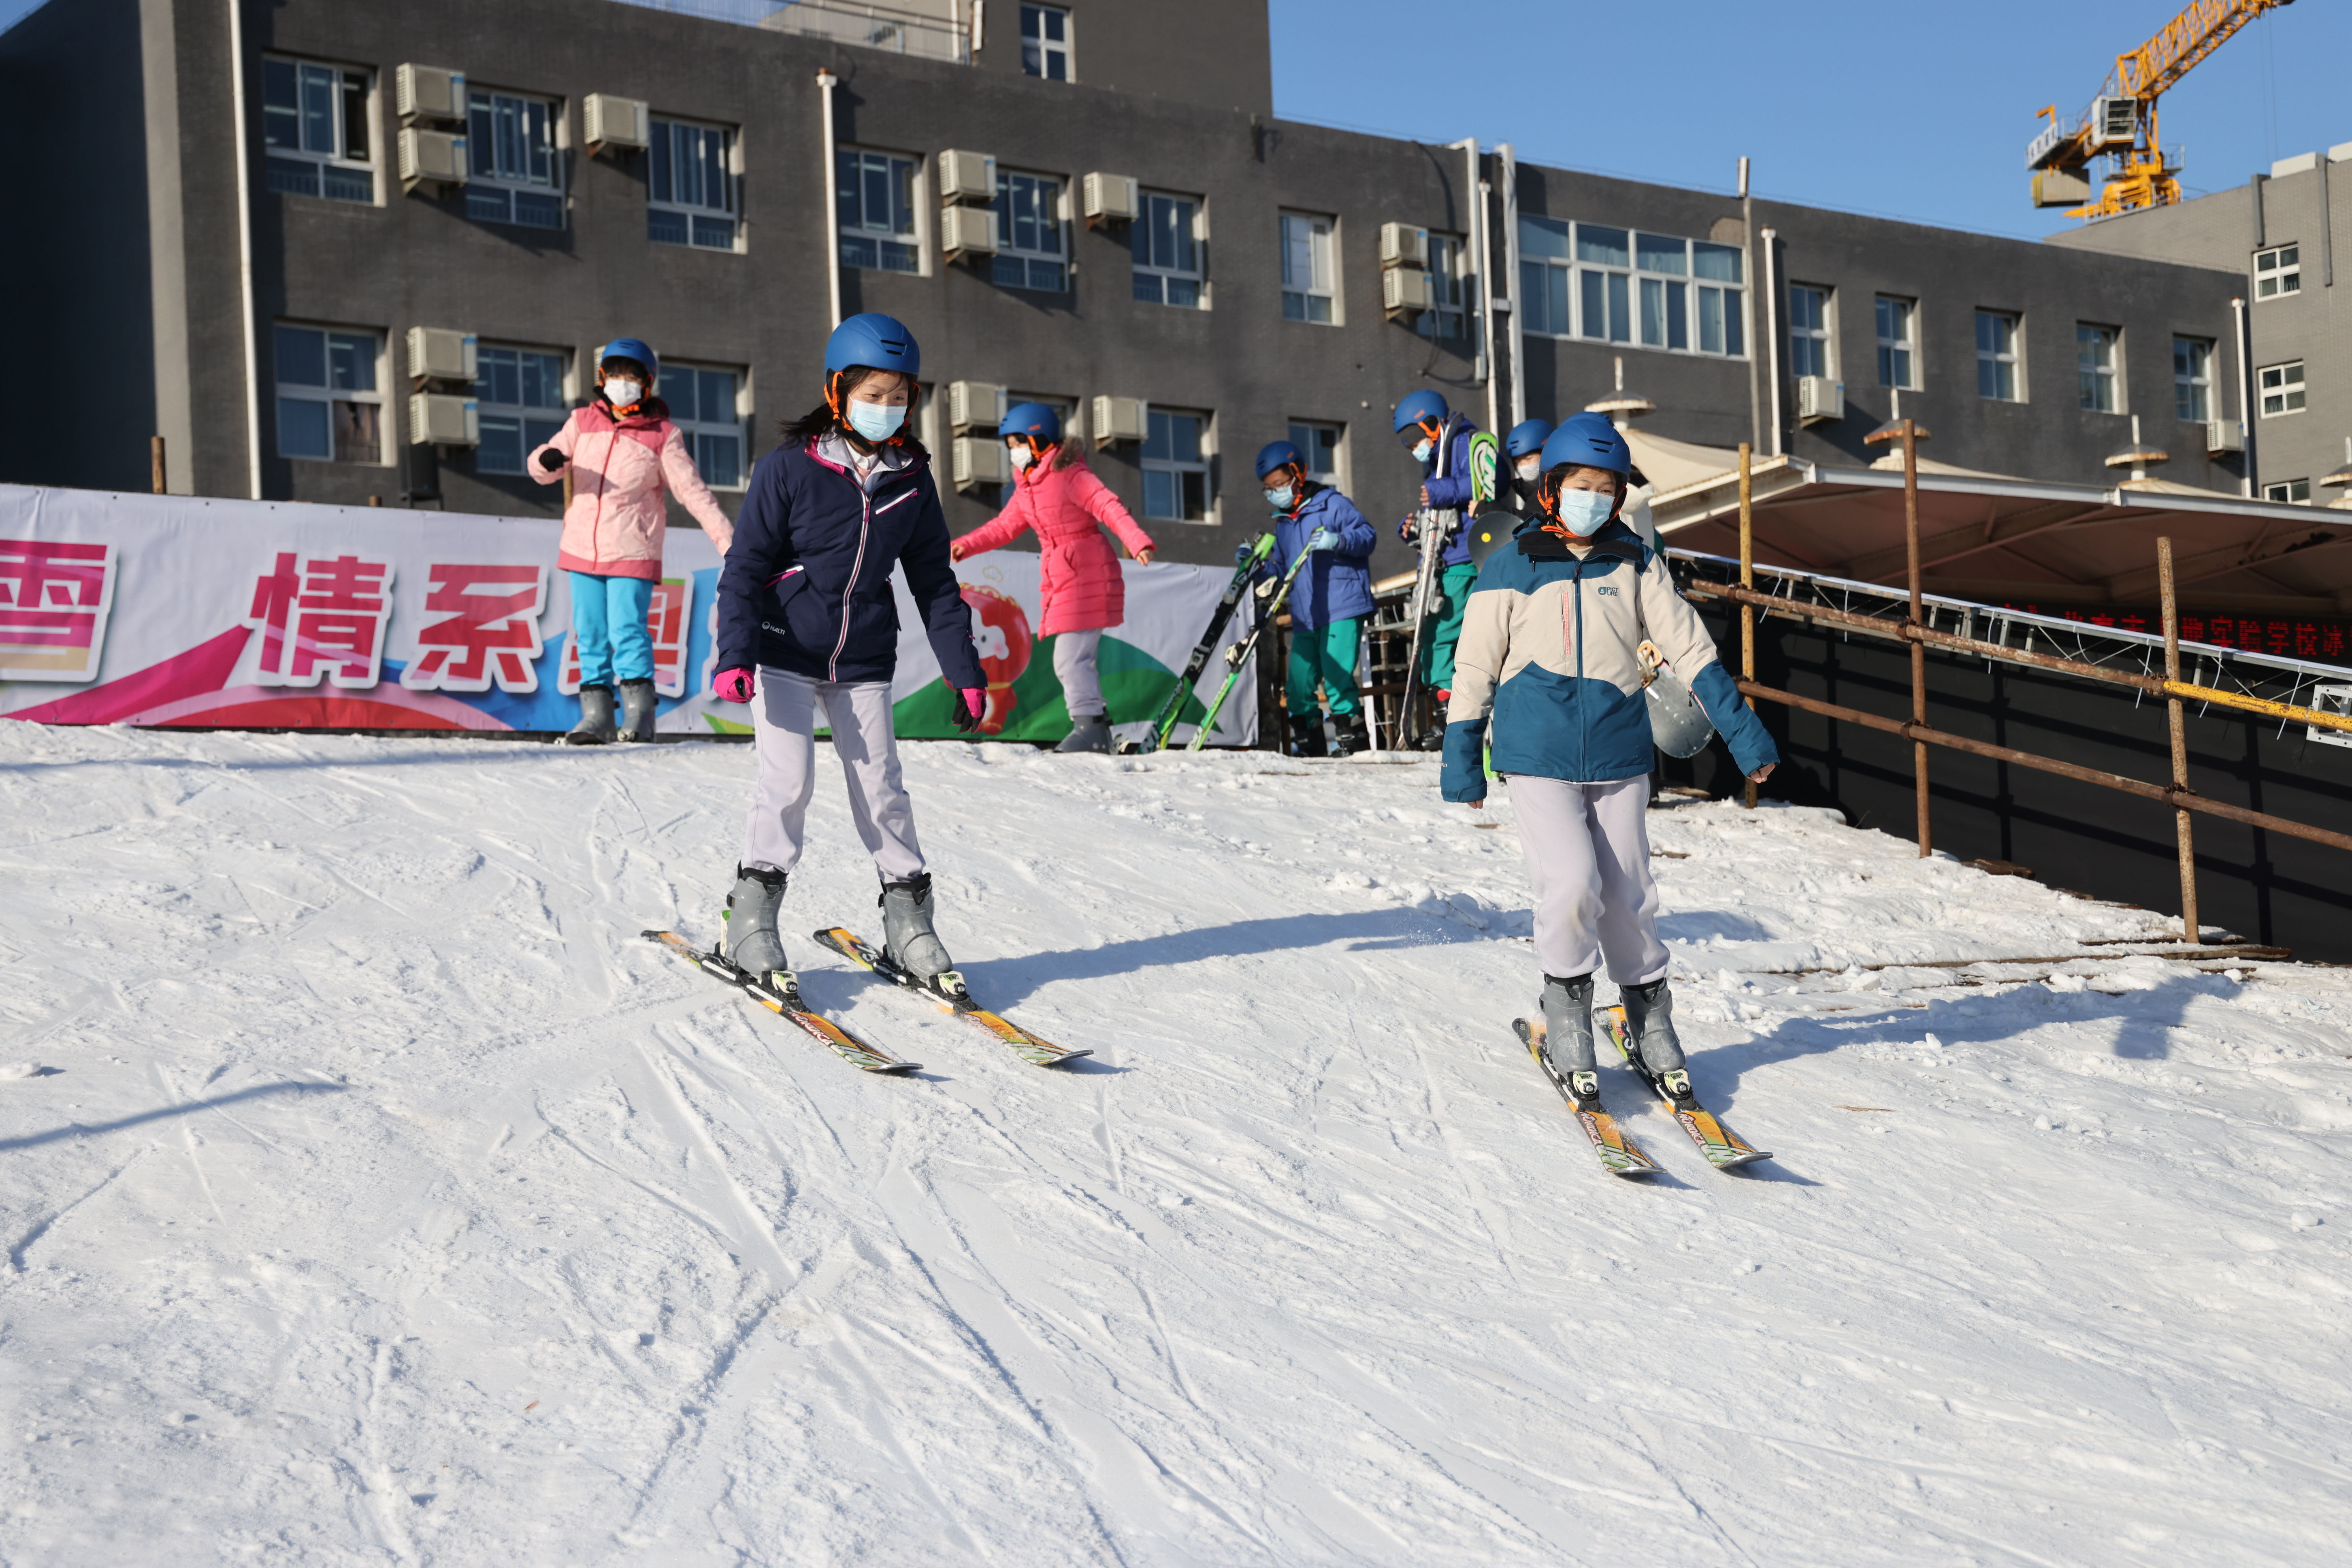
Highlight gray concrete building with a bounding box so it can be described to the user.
[2049,146,2352,508]
[1,0,2252,580]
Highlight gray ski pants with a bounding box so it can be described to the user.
[743,669,925,880]
[1053,628,1106,718]
[1506,773,1669,984]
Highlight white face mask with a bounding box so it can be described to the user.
[1515,457,1541,483]
[1411,438,1434,465]
[1552,489,1616,537]
[604,379,643,407]
[1008,444,1034,471]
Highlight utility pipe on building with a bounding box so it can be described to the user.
[1499,143,1525,430]
[1761,227,1783,456]
[2232,294,2254,496]
[817,70,843,329]
[1740,157,1761,454]
[1448,137,1493,433]
[229,0,262,499]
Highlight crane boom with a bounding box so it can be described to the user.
[2027,0,2294,222]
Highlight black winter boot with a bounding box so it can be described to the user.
[1287,713,1328,759]
[1330,711,1370,757]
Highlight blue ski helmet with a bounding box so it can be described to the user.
[597,337,660,385]
[1539,412,1633,476]
[1392,388,1449,435]
[999,402,1062,443]
[1504,418,1555,461]
[1254,439,1305,481]
[823,313,920,378]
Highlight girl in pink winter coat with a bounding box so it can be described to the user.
[948,402,1155,752]
[530,338,735,745]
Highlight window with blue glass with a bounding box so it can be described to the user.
[1141,410,1210,522]
[1132,191,1205,307]
[274,324,383,464]
[1518,216,1743,357]
[837,149,919,273]
[650,118,738,251]
[466,90,562,230]
[1022,4,1072,80]
[665,365,748,490]
[992,172,1066,292]
[262,58,372,204]
[473,347,568,475]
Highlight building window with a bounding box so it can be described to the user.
[2254,245,2301,300]
[465,89,562,230]
[1280,212,1336,324]
[2263,477,2311,505]
[665,364,748,489]
[1519,217,1738,355]
[1021,4,1071,80]
[1975,311,2020,401]
[1415,232,1471,342]
[1517,216,1571,337]
[991,170,1067,293]
[1789,284,1832,378]
[274,324,382,464]
[1574,225,1634,343]
[2173,336,2214,422]
[2077,324,2120,411]
[262,58,371,203]
[1875,296,1917,390]
[649,118,737,251]
[2258,360,2306,417]
[473,347,567,476]
[1141,409,1210,522]
[1286,421,1343,486]
[837,149,918,273]
[1692,241,1744,356]
[1132,191,1204,307]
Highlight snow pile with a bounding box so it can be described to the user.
[3,724,2349,1565]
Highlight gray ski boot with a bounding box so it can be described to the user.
[1621,978,1696,1108]
[722,863,792,991]
[1540,972,1600,1109]
[566,682,618,745]
[618,677,658,743]
[1055,714,1112,753]
[880,872,962,995]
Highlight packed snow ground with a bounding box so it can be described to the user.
[3,724,2350,1567]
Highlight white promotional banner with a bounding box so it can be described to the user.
[0,485,1255,744]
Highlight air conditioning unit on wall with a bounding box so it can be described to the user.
[948,381,1008,431]
[398,128,467,192]
[409,393,479,446]
[939,204,997,260]
[583,94,649,152]
[1379,222,1429,269]
[1383,266,1432,317]
[952,436,1008,491]
[936,149,997,204]
[1796,376,1844,425]
[405,326,477,382]
[1091,396,1147,446]
[2206,420,2244,454]
[396,64,466,122]
[1083,172,1137,224]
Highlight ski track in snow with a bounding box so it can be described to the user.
[2,723,2350,1565]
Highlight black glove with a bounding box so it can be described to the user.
[950,685,984,733]
[537,448,567,472]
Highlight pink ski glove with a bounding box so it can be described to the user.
[714,667,755,703]
[951,686,986,733]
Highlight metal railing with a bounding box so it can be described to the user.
[1705,437,2352,946]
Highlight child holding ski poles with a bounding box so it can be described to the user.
[1253,439,1375,757]
[1440,414,1776,1115]
[708,313,987,999]
[1393,389,1481,750]
[949,403,1156,754]
[531,337,735,745]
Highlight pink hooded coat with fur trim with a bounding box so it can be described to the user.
[949,450,1155,637]
[530,399,735,581]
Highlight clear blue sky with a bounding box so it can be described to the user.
[5,0,2342,241]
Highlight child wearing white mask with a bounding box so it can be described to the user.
[1439,413,1777,1118]
[531,337,734,744]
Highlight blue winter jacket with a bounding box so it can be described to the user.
[716,440,984,689]
[1399,419,1479,568]
[1439,520,1777,799]
[1263,484,1376,631]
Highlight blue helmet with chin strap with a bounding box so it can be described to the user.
[824,313,920,378]
[1392,388,1449,436]
[999,402,1061,443]
[1539,412,1633,476]
[1254,439,1305,481]
[1504,418,1555,460]
[597,338,660,385]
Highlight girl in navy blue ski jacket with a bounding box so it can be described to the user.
[708,313,987,1000]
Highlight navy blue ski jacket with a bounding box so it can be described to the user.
[1397,417,1479,568]
[1261,484,1376,630]
[715,440,984,690]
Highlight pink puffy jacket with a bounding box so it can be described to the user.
[530,399,735,581]
[950,449,1155,637]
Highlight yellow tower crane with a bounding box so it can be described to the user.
[2027,0,2297,221]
